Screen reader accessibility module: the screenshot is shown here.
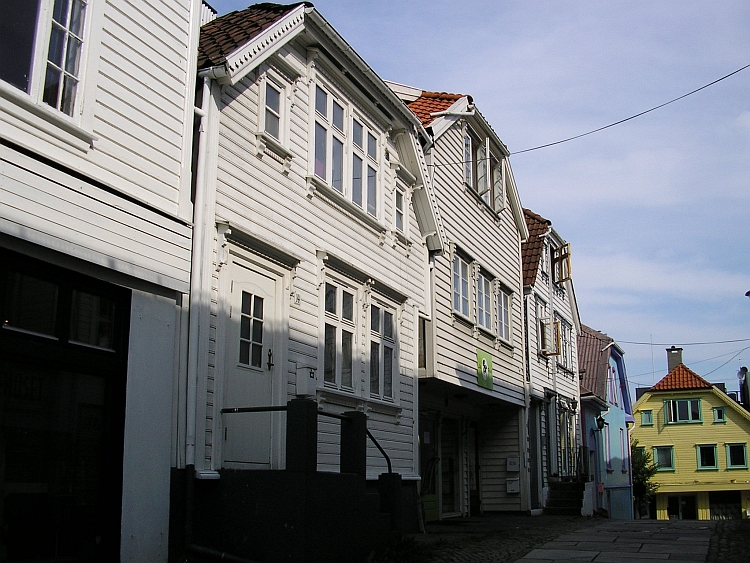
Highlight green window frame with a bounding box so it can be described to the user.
[664,398,701,424]
[726,443,748,469]
[696,444,718,470]
[654,446,674,471]
[713,407,726,423]
[641,410,653,426]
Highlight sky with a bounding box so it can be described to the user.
[208,0,750,399]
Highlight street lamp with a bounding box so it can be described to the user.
[595,414,606,431]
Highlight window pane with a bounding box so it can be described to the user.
[266,83,280,113]
[383,311,393,339]
[699,446,715,468]
[332,101,344,131]
[241,292,252,315]
[43,66,62,109]
[315,85,327,117]
[352,154,363,206]
[47,24,66,68]
[341,330,352,388]
[4,272,58,337]
[690,399,700,421]
[353,119,363,147]
[324,283,336,314]
[70,0,86,37]
[60,75,77,116]
[656,447,672,468]
[418,318,426,370]
[251,343,262,368]
[265,110,280,139]
[367,166,376,216]
[342,291,353,322]
[314,122,326,179]
[370,341,380,395]
[253,295,263,319]
[332,137,344,192]
[677,400,689,421]
[69,290,115,349]
[52,0,69,25]
[395,190,404,231]
[252,319,262,343]
[240,316,250,340]
[65,35,83,76]
[0,0,39,92]
[464,135,472,185]
[324,323,336,383]
[371,305,380,332]
[384,346,393,398]
[239,341,250,365]
[367,132,377,160]
[729,445,746,467]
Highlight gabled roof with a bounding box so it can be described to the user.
[521,208,551,287]
[649,363,713,392]
[198,3,311,69]
[407,91,466,128]
[577,324,614,401]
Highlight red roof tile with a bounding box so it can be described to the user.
[406,91,466,127]
[198,3,311,69]
[577,324,613,401]
[649,363,713,392]
[521,208,551,287]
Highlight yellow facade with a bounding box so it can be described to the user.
[632,387,750,520]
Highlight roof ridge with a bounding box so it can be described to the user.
[650,363,713,391]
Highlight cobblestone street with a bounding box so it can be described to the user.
[376,515,750,563]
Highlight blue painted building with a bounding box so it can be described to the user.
[578,325,634,519]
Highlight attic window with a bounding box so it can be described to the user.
[552,243,571,284]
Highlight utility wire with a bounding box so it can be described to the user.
[702,346,750,377]
[627,347,750,380]
[511,62,750,154]
[618,337,750,346]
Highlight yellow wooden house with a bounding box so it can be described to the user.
[632,347,750,520]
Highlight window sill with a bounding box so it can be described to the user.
[318,387,401,418]
[497,337,514,351]
[727,467,749,471]
[697,467,718,471]
[255,131,293,173]
[306,175,385,234]
[0,81,96,152]
[452,311,474,329]
[477,324,495,340]
[464,183,499,216]
[665,421,703,425]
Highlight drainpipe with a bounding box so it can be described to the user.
[186,74,212,470]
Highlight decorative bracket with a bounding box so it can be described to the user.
[216,223,232,272]
[316,250,328,288]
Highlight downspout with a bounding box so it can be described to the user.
[186,74,212,471]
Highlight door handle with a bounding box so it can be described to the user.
[267,348,274,371]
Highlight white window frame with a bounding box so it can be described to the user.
[394,183,406,234]
[452,254,470,318]
[476,272,492,331]
[311,79,381,218]
[556,315,573,371]
[497,284,511,343]
[322,279,358,393]
[260,71,287,143]
[1,0,91,120]
[464,127,503,211]
[369,300,397,401]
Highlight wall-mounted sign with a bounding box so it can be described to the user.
[476,348,493,390]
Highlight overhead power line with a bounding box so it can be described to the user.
[618,338,750,346]
[511,62,750,155]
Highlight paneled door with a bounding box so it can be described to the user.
[223,260,277,466]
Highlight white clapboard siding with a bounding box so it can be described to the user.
[0,145,191,291]
[203,39,429,476]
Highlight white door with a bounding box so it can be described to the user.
[223,260,277,466]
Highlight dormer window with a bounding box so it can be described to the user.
[464,128,506,212]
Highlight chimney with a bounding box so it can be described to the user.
[666,346,683,372]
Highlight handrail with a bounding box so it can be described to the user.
[366,429,392,474]
[220,403,392,474]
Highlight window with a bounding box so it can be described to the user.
[263,82,281,140]
[476,272,491,330]
[604,424,612,472]
[1,0,88,117]
[620,428,628,473]
[463,129,505,211]
[654,446,674,471]
[556,316,573,370]
[312,82,380,217]
[498,287,511,342]
[394,186,405,233]
[370,303,395,400]
[713,407,726,423]
[641,410,654,426]
[452,255,469,317]
[607,360,620,406]
[696,444,718,470]
[726,443,748,469]
[323,282,356,390]
[239,291,264,368]
[665,398,701,424]
[551,243,571,284]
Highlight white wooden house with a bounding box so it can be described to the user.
[188,5,443,555]
[0,1,203,561]
[388,83,530,519]
[521,209,582,509]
